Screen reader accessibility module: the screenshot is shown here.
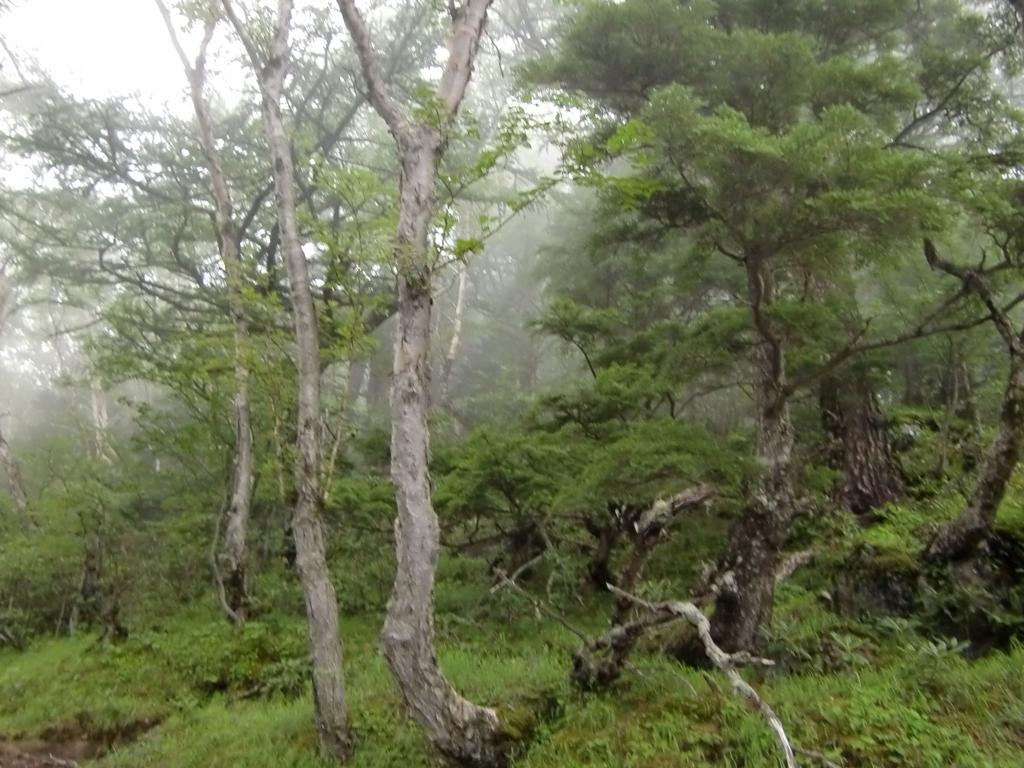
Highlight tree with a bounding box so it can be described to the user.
[221,0,350,757]
[336,0,511,764]
[155,0,255,623]
[0,269,33,533]
[924,236,1024,561]
[536,0,1009,652]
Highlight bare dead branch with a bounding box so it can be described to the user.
[775,549,816,586]
[924,238,1023,356]
[616,484,716,622]
[607,586,797,768]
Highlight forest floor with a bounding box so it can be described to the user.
[2,500,1024,767]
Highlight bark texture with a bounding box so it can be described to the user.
[156,1,255,622]
[924,239,1024,562]
[708,253,797,654]
[336,1,507,764]
[222,0,350,757]
[820,371,904,515]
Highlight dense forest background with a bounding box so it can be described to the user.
[3,0,1024,766]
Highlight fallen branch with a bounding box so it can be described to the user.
[581,586,797,768]
[615,484,716,622]
[795,745,844,768]
[775,549,816,586]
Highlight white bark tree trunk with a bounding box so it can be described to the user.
[439,260,469,412]
[89,376,116,465]
[156,1,256,623]
[221,0,350,757]
[337,1,508,764]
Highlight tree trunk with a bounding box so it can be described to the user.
[337,2,506,762]
[927,358,1024,561]
[221,361,255,619]
[221,0,350,757]
[156,1,256,623]
[708,254,796,654]
[89,377,115,464]
[584,511,620,591]
[345,359,367,416]
[439,260,469,411]
[261,51,352,768]
[0,422,33,533]
[820,371,903,515]
[367,333,392,414]
[921,238,1024,563]
[381,130,508,768]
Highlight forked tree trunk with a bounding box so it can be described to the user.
[337,1,507,764]
[707,254,797,654]
[386,128,508,768]
[156,1,255,622]
[222,0,350,757]
[928,357,1023,560]
[820,371,903,515]
[923,239,1024,563]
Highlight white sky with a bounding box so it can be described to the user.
[5,0,377,114]
[7,0,191,109]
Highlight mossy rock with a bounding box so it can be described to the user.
[835,545,922,618]
[918,532,1024,653]
[496,688,564,745]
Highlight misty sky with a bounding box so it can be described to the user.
[7,0,187,105]
[6,1,381,112]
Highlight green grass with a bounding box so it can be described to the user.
[4,537,1024,768]
[0,635,173,738]
[3,603,1023,768]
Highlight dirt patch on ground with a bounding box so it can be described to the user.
[0,743,79,768]
[0,715,161,767]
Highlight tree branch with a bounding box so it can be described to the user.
[335,0,408,136]
[923,238,1022,356]
[607,586,797,768]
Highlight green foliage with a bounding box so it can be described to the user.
[3,519,1024,767]
[131,616,311,698]
[5,2,1024,768]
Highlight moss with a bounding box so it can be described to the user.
[867,549,922,576]
[3,504,1024,768]
[835,543,923,619]
[993,474,1024,542]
